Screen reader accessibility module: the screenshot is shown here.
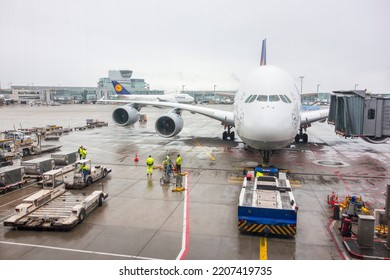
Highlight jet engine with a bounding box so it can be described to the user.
[155,113,184,137]
[112,105,139,126]
[361,136,390,144]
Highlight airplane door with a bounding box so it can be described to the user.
[363,98,380,137]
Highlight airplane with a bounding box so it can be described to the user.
[111,80,195,104]
[102,39,331,164]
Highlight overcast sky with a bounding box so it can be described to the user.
[0,0,389,93]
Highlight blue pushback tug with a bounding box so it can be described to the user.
[238,167,298,237]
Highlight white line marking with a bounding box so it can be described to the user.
[0,240,162,260]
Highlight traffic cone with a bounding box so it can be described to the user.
[134,153,139,162]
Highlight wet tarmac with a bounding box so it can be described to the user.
[0,103,389,260]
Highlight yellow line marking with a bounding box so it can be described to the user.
[259,237,267,260]
[194,139,215,160]
[289,179,302,188]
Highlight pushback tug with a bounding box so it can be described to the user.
[238,167,298,237]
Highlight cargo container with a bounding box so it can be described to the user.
[0,166,26,193]
[21,157,55,179]
[51,151,77,166]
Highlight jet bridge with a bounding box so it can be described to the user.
[328,90,390,143]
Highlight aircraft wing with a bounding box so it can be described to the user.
[101,99,235,127]
[300,109,329,127]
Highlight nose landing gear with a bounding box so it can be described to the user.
[222,125,235,141]
[295,127,308,143]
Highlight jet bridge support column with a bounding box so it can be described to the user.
[386,184,390,249]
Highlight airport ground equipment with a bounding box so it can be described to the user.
[328,90,390,144]
[3,169,108,230]
[2,131,62,156]
[51,151,77,167]
[86,119,108,128]
[74,119,108,130]
[21,157,55,180]
[0,139,16,166]
[0,166,26,193]
[160,160,174,184]
[339,195,369,220]
[238,167,298,237]
[66,159,111,189]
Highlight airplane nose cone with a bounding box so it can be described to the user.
[237,106,296,149]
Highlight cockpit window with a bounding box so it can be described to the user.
[279,95,288,103]
[284,95,292,103]
[269,95,280,102]
[245,95,253,103]
[256,95,268,102]
[248,95,257,103]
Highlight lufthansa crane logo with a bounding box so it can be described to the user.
[115,84,123,92]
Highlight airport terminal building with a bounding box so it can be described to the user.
[6,69,238,105]
[8,70,165,104]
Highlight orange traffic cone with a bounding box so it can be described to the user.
[134,153,139,162]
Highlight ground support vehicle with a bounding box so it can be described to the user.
[0,166,26,193]
[86,119,108,128]
[74,119,108,130]
[3,131,61,157]
[21,157,55,180]
[66,159,111,189]
[44,131,61,141]
[0,139,16,166]
[3,169,108,230]
[238,167,298,237]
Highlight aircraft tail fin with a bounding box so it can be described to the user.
[260,39,266,66]
[111,80,132,95]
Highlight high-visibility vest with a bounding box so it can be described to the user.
[146,157,154,166]
[80,165,88,172]
[176,156,182,165]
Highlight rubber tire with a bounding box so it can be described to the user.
[98,194,104,206]
[103,169,108,178]
[222,131,228,140]
[23,149,30,156]
[78,209,86,223]
[229,131,235,141]
[86,177,93,186]
[294,134,301,143]
[302,133,308,143]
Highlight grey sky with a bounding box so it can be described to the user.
[0,0,389,93]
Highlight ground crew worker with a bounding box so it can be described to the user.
[78,146,84,160]
[82,148,87,159]
[146,155,154,176]
[81,163,89,182]
[176,154,182,174]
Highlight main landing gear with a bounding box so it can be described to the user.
[295,127,308,143]
[222,125,235,141]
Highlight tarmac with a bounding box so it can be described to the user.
[0,103,389,260]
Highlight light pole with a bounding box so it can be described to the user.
[354,84,359,90]
[317,84,321,93]
[213,85,217,92]
[182,85,185,93]
[299,76,305,93]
